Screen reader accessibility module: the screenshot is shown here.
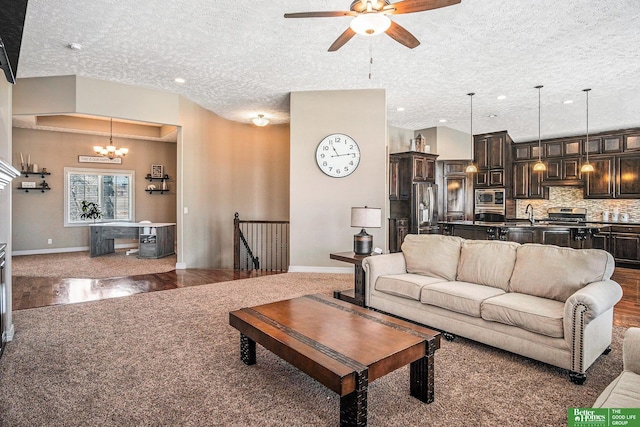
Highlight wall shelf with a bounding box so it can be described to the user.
[21,171,51,178]
[18,186,51,193]
[146,189,169,195]
[146,174,169,181]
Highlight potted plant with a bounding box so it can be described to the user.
[80,201,103,223]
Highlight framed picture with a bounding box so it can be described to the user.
[151,164,164,179]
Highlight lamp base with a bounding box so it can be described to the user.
[353,228,373,255]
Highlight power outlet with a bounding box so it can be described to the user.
[47,238,52,245]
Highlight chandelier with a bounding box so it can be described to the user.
[94,118,128,159]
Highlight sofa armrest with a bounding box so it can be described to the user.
[564,279,623,372]
[362,252,407,306]
[623,327,640,374]
[564,279,623,327]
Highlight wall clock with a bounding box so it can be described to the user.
[315,133,361,178]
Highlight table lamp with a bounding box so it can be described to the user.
[351,206,382,255]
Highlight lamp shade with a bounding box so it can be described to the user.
[351,207,381,228]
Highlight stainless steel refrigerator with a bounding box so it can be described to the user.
[412,182,439,233]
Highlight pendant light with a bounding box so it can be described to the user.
[580,88,595,173]
[532,85,546,172]
[93,118,128,159]
[465,92,478,173]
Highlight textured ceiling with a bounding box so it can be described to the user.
[15,0,640,142]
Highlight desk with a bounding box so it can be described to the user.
[330,251,376,307]
[90,222,175,258]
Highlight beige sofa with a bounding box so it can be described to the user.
[362,234,623,383]
[594,327,640,407]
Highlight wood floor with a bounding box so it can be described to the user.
[11,267,640,328]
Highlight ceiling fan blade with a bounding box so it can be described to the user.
[284,11,357,18]
[328,27,357,52]
[386,0,461,15]
[385,21,420,49]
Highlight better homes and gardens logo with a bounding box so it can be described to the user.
[569,408,640,427]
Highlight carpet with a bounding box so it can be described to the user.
[0,273,625,426]
[11,249,177,278]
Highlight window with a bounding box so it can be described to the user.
[65,167,135,226]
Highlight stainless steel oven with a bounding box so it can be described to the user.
[474,188,506,222]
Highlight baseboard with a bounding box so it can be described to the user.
[288,266,353,274]
[175,262,187,270]
[13,243,138,256]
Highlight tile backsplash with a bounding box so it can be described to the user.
[515,187,640,222]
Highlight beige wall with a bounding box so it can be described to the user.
[11,127,177,252]
[289,89,387,271]
[13,76,290,269]
[0,78,14,341]
[177,97,290,269]
[414,126,472,160]
[388,125,415,154]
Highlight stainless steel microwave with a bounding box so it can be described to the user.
[474,188,505,209]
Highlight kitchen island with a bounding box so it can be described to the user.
[439,220,602,249]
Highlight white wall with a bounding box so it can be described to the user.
[289,89,387,271]
[0,78,14,341]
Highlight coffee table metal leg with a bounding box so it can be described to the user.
[339,369,368,426]
[410,340,436,403]
[240,333,256,365]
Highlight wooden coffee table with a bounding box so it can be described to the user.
[229,294,440,426]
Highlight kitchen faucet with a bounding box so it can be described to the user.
[525,204,534,225]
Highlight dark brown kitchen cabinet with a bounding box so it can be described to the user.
[617,155,640,198]
[624,134,640,152]
[545,158,581,181]
[413,155,435,181]
[584,155,640,199]
[388,218,409,253]
[503,227,535,244]
[512,162,547,199]
[540,229,572,247]
[436,161,473,222]
[585,157,615,198]
[476,134,507,169]
[609,226,640,265]
[389,157,399,200]
[474,131,512,189]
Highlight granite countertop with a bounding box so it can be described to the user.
[438,220,603,229]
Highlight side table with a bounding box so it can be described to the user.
[330,251,376,307]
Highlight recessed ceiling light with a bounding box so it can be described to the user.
[396,107,405,112]
[439,119,447,123]
[174,77,186,84]
[563,100,574,104]
[489,114,498,118]
[496,95,506,100]
[68,43,82,50]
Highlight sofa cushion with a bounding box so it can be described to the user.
[480,293,565,338]
[401,234,463,281]
[593,371,640,408]
[375,274,448,301]
[456,240,519,291]
[420,281,505,317]
[509,244,615,302]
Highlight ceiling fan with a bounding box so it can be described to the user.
[284,0,461,52]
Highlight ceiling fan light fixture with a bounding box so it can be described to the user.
[252,114,269,127]
[350,13,391,36]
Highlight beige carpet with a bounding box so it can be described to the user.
[12,249,177,278]
[0,273,624,426]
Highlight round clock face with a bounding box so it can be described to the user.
[315,133,361,178]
